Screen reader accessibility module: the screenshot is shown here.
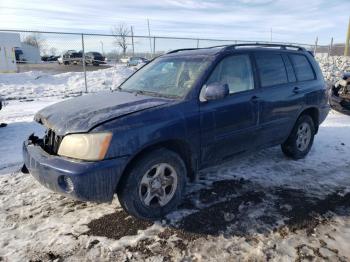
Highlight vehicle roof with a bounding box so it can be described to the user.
[162,44,311,58]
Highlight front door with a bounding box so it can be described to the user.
[199,54,259,167]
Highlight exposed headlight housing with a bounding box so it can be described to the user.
[58,132,112,161]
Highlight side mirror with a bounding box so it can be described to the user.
[204,83,229,101]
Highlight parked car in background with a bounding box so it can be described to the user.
[329,72,350,115]
[85,52,106,66]
[23,44,329,220]
[60,50,82,65]
[127,57,149,67]
[42,55,60,62]
[120,57,130,63]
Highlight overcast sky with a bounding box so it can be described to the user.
[0,0,349,45]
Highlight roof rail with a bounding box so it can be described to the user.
[222,43,306,51]
[166,43,306,55]
[166,45,227,54]
[166,48,199,54]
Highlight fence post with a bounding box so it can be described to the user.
[153,37,156,57]
[313,36,318,56]
[131,26,135,56]
[81,34,88,93]
[328,37,333,57]
[196,39,199,48]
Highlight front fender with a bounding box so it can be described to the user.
[93,101,201,160]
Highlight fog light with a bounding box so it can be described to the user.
[58,175,74,193]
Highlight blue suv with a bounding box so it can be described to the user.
[23,44,329,220]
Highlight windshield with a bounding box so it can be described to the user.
[119,56,211,98]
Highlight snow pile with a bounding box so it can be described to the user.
[316,54,350,83]
[0,65,134,100]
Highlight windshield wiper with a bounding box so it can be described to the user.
[134,90,178,99]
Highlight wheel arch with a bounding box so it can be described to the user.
[116,139,197,193]
[299,107,320,134]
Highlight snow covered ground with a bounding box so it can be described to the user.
[1,63,350,261]
[0,65,134,101]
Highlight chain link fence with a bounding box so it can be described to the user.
[0,29,347,95]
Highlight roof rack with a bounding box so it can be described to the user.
[222,43,306,51]
[166,45,226,54]
[166,48,199,54]
[166,43,306,55]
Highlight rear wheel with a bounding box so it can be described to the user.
[281,114,315,159]
[117,148,187,220]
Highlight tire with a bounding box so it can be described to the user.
[117,148,187,220]
[281,114,315,159]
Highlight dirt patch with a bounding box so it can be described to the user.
[179,190,264,236]
[275,188,350,235]
[86,210,153,239]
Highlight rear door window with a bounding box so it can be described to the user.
[289,54,315,81]
[255,53,288,87]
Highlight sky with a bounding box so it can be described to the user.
[0,0,349,52]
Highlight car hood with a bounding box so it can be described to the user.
[34,91,171,135]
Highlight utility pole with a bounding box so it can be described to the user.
[147,19,152,55]
[345,16,350,56]
[131,26,135,56]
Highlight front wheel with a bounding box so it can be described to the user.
[281,114,315,159]
[117,148,187,220]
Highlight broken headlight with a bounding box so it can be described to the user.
[58,132,112,161]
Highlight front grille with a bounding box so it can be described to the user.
[43,129,62,155]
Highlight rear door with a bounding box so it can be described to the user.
[199,53,259,166]
[254,51,301,147]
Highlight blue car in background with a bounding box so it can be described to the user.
[23,44,329,220]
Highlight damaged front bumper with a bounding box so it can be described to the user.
[23,134,128,202]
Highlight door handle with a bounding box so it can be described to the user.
[293,87,300,94]
[250,95,259,103]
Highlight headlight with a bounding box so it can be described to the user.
[58,132,112,161]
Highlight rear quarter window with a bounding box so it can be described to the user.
[289,54,315,81]
[255,53,288,87]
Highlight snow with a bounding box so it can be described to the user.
[0,65,134,100]
[316,54,350,83]
[0,60,350,261]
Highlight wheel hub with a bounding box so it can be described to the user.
[151,179,162,190]
[296,122,311,151]
[139,163,178,207]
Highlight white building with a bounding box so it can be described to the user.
[0,32,21,73]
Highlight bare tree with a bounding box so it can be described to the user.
[23,33,46,51]
[111,24,130,56]
[49,47,58,56]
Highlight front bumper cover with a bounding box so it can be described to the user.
[23,135,128,202]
